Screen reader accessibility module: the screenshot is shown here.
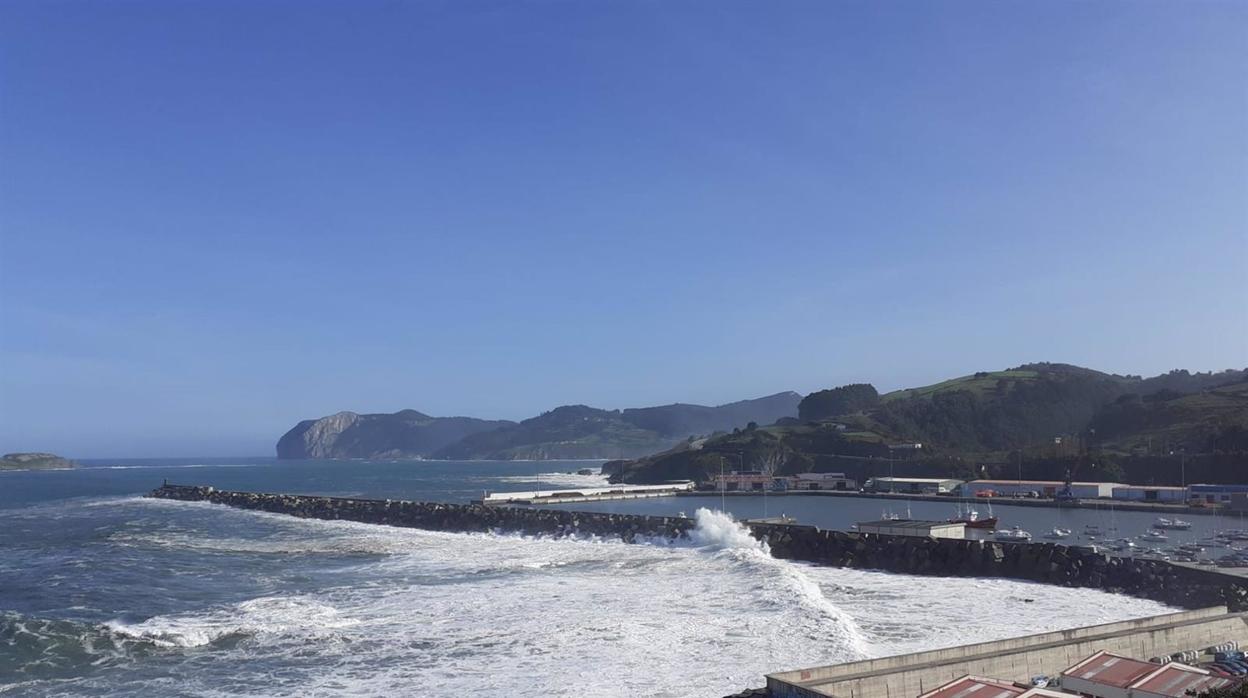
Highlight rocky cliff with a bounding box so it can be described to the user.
[0,452,75,470]
[279,392,802,461]
[275,409,514,460]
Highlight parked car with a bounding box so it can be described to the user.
[1212,662,1246,676]
[1205,665,1234,678]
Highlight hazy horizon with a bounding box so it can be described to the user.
[2,1,1245,457]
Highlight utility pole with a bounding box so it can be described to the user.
[719,456,726,513]
[1017,450,1023,492]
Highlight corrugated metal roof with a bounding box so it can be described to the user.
[1063,653,1157,688]
[919,676,1025,698]
[857,520,963,530]
[1132,666,1227,697]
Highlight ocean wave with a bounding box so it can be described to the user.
[493,471,609,487]
[83,463,265,470]
[104,597,357,649]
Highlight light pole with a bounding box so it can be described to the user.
[719,456,726,513]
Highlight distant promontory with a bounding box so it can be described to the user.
[0,452,75,470]
[275,392,803,461]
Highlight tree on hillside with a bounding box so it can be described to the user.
[798,384,879,421]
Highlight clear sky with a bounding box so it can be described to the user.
[1,1,1245,457]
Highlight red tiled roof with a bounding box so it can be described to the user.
[919,676,1025,698]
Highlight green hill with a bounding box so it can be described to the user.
[607,364,1248,485]
[433,393,802,461]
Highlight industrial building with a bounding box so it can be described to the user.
[961,480,1121,499]
[1059,651,1230,698]
[1111,486,1188,503]
[709,471,772,491]
[1189,483,1248,506]
[918,676,1069,698]
[855,519,966,539]
[865,477,963,494]
[782,472,857,491]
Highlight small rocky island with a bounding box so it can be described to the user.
[0,452,75,470]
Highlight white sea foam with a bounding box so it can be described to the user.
[60,500,1178,698]
[494,470,609,487]
[105,597,357,648]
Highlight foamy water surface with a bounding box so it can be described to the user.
[0,493,1175,698]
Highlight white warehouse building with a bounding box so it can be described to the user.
[961,479,1121,499]
[1112,486,1188,503]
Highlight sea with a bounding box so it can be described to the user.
[0,457,1188,697]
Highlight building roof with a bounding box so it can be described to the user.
[1131,665,1227,697]
[1062,651,1158,688]
[969,480,1120,487]
[858,519,963,530]
[1190,483,1248,492]
[1112,486,1187,491]
[917,675,1025,698]
[873,477,962,483]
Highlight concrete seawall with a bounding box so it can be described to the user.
[146,484,1248,613]
[768,607,1248,698]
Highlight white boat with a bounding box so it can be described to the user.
[1110,538,1137,552]
[1043,528,1072,540]
[1140,530,1169,542]
[1153,517,1193,530]
[996,526,1033,542]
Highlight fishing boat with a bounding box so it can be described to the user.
[1153,517,1193,531]
[948,502,997,529]
[995,526,1032,542]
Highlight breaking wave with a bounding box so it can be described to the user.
[104,597,357,649]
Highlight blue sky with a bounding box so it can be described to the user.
[1,1,1245,457]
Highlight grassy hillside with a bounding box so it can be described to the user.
[608,364,1248,485]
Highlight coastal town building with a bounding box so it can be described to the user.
[855,519,967,539]
[916,675,1025,698]
[782,472,856,491]
[1059,651,1230,698]
[710,470,772,491]
[1189,483,1248,506]
[1111,486,1188,503]
[918,676,1070,698]
[961,480,1120,499]
[865,477,963,494]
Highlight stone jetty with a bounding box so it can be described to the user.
[147,484,1248,613]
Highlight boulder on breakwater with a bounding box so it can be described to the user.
[146,484,1248,612]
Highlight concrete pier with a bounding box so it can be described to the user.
[479,481,694,505]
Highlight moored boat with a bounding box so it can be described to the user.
[1153,517,1193,530]
[995,526,1032,542]
[948,502,997,529]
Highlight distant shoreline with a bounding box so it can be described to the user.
[680,488,1240,517]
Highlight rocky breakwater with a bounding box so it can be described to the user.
[146,484,694,542]
[749,523,1248,612]
[147,485,1248,613]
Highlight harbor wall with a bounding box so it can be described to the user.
[767,607,1248,698]
[146,484,1248,613]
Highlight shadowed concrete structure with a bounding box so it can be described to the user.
[767,607,1248,698]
